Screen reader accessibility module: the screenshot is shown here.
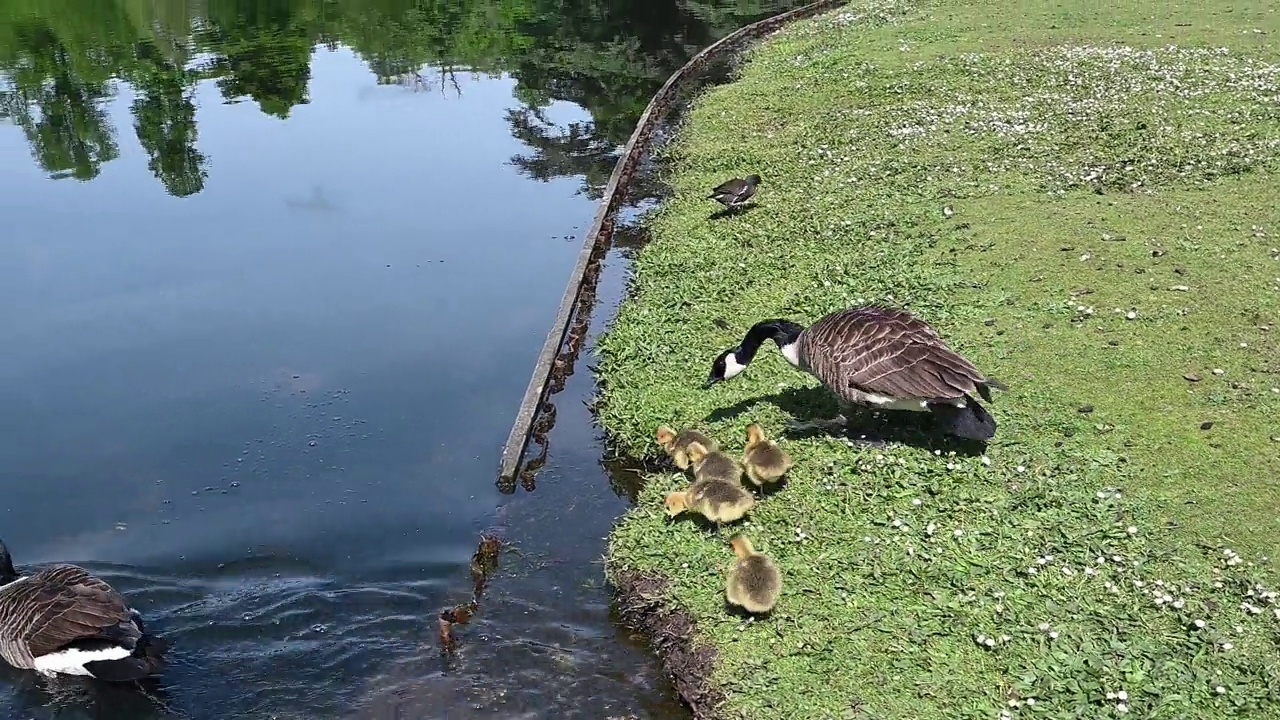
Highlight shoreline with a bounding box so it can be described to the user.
[597,1,1280,717]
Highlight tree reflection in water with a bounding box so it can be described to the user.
[0,0,795,198]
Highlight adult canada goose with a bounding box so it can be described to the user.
[708,174,761,209]
[703,305,1007,442]
[0,540,169,681]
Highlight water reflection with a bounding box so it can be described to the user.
[0,0,798,198]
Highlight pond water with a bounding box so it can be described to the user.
[0,0,795,717]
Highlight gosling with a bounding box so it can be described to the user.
[685,441,745,486]
[725,535,782,614]
[655,426,719,471]
[742,423,793,487]
[664,478,755,524]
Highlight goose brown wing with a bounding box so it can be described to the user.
[799,306,985,401]
[7,565,135,657]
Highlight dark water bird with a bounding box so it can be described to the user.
[703,305,1008,442]
[708,174,761,209]
[725,535,781,614]
[0,540,169,681]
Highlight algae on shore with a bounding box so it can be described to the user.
[596,1,1280,718]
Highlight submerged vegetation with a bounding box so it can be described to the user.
[597,0,1280,717]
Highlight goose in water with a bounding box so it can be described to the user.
[703,305,1007,442]
[0,540,169,681]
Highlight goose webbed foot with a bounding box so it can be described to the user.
[786,409,891,447]
[785,414,849,435]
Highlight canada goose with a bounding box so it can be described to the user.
[725,535,781,614]
[664,477,756,524]
[685,441,745,485]
[742,423,793,487]
[708,174,761,209]
[0,540,169,681]
[702,304,1007,442]
[655,426,719,471]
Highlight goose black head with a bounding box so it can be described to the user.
[0,540,17,585]
[744,174,762,187]
[704,347,748,389]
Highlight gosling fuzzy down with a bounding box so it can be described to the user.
[655,426,719,471]
[684,441,745,485]
[741,423,793,487]
[725,535,781,614]
[664,478,755,524]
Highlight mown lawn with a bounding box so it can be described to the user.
[595,0,1280,718]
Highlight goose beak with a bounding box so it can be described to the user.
[702,376,721,390]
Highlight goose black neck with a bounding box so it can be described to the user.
[737,319,804,363]
[0,542,16,585]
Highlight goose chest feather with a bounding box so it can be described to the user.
[0,541,169,681]
[703,305,1007,441]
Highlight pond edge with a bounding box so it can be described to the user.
[497,0,853,486]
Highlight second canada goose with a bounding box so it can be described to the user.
[655,426,719,471]
[0,540,169,681]
[708,174,761,209]
[702,304,1007,441]
[742,423,793,486]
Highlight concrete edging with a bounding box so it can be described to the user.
[498,0,851,484]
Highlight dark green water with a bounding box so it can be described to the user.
[0,0,796,717]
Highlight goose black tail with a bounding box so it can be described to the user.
[976,377,1009,403]
[84,634,171,682]
[927,396,997,441]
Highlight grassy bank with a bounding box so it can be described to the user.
[595,1,1280,718]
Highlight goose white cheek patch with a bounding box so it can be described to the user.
[779,342,801,367]
[723,355,747,379]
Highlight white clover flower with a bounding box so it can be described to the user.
[1117,703,1129,713]
[1038,622,1051,631]
[1216,686,1226,694]
[1127,526,1138,535]
[1117,691,1128,701]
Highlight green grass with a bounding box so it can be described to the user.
[595,0,1280,718]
